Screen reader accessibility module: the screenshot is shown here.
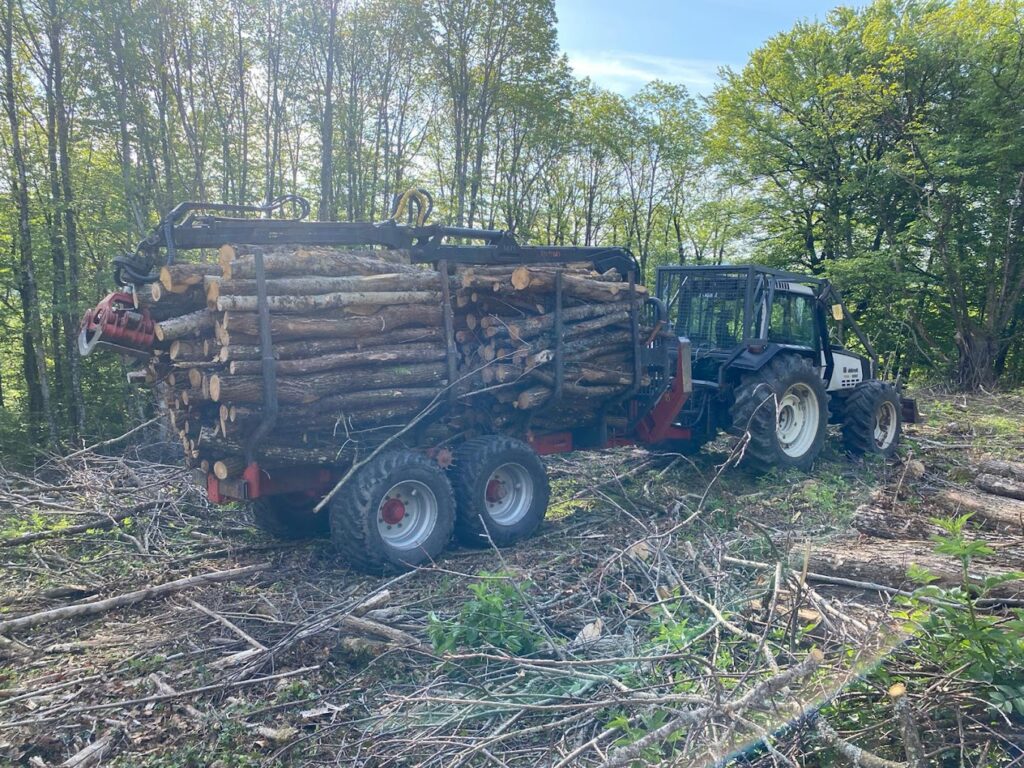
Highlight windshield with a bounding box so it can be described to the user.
[767,291,818,348]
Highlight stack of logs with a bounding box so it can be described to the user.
[140,245,651,481]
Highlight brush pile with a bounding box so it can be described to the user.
[140,245,652,480]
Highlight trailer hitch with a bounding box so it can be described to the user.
[77,290,155,358]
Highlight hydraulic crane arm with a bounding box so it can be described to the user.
[114,192,640,285]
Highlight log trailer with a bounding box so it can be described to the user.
[79,193,913,572]
[79,193,694,571]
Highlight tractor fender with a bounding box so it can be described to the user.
[724,344,817,378]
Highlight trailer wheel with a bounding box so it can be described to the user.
[450,436,550,547]
[329,450,455,573]
[252,494,329,540]
[731,354,829,472]
[840,381,902,456]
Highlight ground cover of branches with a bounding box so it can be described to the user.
[0,391,1022,767]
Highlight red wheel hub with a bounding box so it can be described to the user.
[380,498,406,525]
[486,478,506,504]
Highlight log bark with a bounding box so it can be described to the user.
[226,401,432,437]
[516,386,551,410]
[802,536,1024,599]
[169,339,208,361]
[154,310,215,343]
[485,301,628,341]
[510,268,646,301]
[228,343,445,376]
[976,473,1024,501]
[217,289,440,314]
[140,282,206,321]
[221,304,442,341]
[977,459,1024,484]
[210,363,448,404]
[931,489,1024,531]
[209,271,442,301]
[159,263,221,293]
[852,504,945,540]
[232,388,440,418]
[213,456,247,480]
[223,246,412,280]
[199,428,376,465]
[218,327,444,362]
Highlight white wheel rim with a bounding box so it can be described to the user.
[376,480,438,550]
[776,383,820,458]
[484,463,534,526]
[874,400,898,449]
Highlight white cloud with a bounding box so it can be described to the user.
[564,50,727,96]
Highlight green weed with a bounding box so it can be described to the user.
[428,571,543,655]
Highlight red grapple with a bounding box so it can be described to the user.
[78,291,156,357]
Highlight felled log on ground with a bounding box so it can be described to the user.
[852,503,952,540]
[930,488,1024,531]
[975,473,1024,501]
[976,458,1024,483]
[801,536,1024,599]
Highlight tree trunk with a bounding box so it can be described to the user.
[51,0,83,437]
[4,0,56,445]
[954,327,998,391]
[318,0,337,221]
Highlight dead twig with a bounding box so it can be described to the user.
[0,564,266,636]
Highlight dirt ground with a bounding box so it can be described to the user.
[0,389,1022,767]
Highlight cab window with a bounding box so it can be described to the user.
[768,292,818,348]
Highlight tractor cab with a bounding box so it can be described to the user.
[655,264,915,470]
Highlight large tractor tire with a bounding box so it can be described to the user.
[840,380,902,457]
[252,493,330,540]
[450,436,550,547]
[329,450,455,573]
[731,354,829,472]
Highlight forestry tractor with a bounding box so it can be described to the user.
[658,264,917,470]
[77,193,914,572]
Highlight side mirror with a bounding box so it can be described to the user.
[831,304,844,321]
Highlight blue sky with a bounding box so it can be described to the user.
[555,0,855,96]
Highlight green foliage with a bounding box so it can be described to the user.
[711,0,1024,389]
[427,572,542,655]
[896,514,1024,714]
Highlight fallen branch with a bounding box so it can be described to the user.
[62,416,162,461]
[1,666,319,727]
[0,564,266,636]
[0,501,163,548]
[815,715,907,768]
[602,649,824,767]
[60,733,116,767]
